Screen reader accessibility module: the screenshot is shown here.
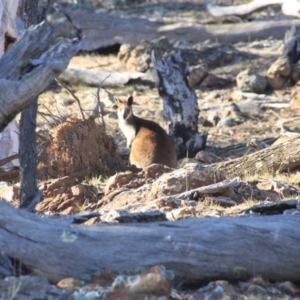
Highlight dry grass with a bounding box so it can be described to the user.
[242,170,300,186]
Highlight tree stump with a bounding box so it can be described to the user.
[152,51,207,158]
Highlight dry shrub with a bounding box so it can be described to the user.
[38,116,125,180]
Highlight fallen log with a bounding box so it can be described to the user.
[62,9,300,51]
[205,0,300,18]
[213,136,300,177]
[1,200,300,283]
[59,67,146,87]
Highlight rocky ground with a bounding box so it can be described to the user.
[1,0,300,299]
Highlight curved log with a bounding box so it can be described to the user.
[0,201,300,283]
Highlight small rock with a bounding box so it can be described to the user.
[266,56,291,90]
[39,176,77,197]
[277,281,300,294]
[71,185,85,196]
[201,73,229,88]
[111,265,173,296]
[195,150,222,164]
[228,103,248,122]
[105,164,173,191]
[119,38,172,72]
[178,158,200,168]
[198,116,214,127]
[150,163,226,198]
[289,81,300,109]
[37,177,98,214]
[118,43,132,63]
[246,284,267,295]
[217,116,238,127]
[187,64,208,88]
[247,138,270,150]
[210,285,225,300]
[287,126,300,133]
[236,68,267,93]
[105,112,118,120]
[166,207,195,220]
[57,278,85,293]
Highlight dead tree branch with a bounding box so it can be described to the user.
[0,21,80,131]
[55,78,86,123]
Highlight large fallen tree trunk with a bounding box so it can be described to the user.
[213,136,300,177]
[1,200,300,283]
[62,9,300,51]
[205,0,300,18]
[0,21,80,131]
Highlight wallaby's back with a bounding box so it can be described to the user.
[117,96,177,169]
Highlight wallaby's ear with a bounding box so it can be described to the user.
[127,96,133,106]
[115,98,120,106]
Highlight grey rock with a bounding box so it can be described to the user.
[236,68,267,94]
[217,116,238,127]
[105,112,118,120]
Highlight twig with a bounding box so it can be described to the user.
[278,116,300,126]
[0,154,19,167]
[268,110,286,134]
[96,74,111,130]
[234,91,289,103]
[174,177,241,199]
[39,104,67,126]
[55,78,87,123]
[206,196,237,207]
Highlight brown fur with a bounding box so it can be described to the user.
[117,96,177,168]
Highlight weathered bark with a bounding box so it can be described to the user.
[19,0,41,208]
[266,26,300,90]
[204,0,300,18]
[241,199,299,214]
[213,136,300,178]
[62,9,300,51]
[0,0,21,56]
[0,200,300,283]
[283,25,300,63]
[19,100,39,208]
[0,21,80,131]
[152,51,207,158]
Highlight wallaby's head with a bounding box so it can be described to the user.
[116,96,134,121]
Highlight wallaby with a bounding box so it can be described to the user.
[116,96,177,169]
